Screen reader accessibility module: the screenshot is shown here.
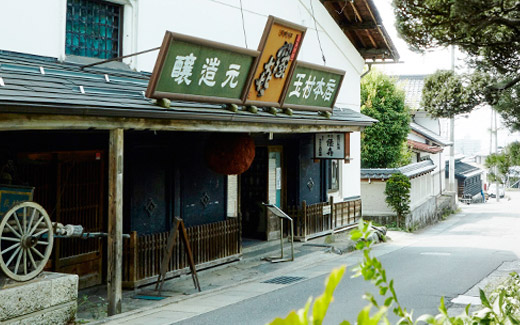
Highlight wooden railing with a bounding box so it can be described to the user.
[122,218,241,288]
[291,198,362,241]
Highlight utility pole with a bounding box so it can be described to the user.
[449,46,456,196]
[494,109,500,202]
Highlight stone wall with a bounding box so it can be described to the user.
[435,192,457,218]
[364,192,457,231]
[406,196,437,230]
[0,272,78,324]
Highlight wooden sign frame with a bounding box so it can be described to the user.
[155,217,200,294]
[281,60,345,112]
[146,31,259,105]
[244,16,307,107]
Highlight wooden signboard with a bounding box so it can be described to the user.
[245,16,306,107]
[314,133,346,159]
[146,32,259,104]
[282,61,345,112]
[155,217,200,294]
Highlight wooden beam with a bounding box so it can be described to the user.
[0,113,369,133]
[107,128,124,316]
[349,1,363,22]
[341,22,378,30]
[366,30,378,48]
[358,48,390,58]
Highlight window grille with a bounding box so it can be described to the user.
[66,0,122,59]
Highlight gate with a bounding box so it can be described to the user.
[17,150,104,288]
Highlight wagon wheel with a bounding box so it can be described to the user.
[0,202,53,281]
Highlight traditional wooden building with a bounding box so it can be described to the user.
[0,1,399,309]
[445,158,484,201]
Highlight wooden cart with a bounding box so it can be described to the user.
[0,185,54,281]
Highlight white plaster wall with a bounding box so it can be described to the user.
[342,132,361,199]
[0,0,67,59]
[362,173,436,217]
[410,175,434,210]
[134,0,364,110]
[360,181,393,216]
[414,111,441,134]
[0,0,364,110]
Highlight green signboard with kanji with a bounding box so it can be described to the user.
[281,61,345,112]
[146,32,258,104]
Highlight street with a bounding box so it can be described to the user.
[178,191,520,324]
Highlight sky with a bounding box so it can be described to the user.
[372,0,520,153]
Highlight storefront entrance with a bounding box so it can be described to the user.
[240,146,284,241]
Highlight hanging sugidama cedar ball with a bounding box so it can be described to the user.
[205,133,256,175]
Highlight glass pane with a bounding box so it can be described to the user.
[65,0,122,59]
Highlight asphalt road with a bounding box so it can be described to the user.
[178,191,520,324]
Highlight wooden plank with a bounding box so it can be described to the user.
[179,220,200,291]
[155,218,181,292]
[0,113,365,134]
[107,128,124,316]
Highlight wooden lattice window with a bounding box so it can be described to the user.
[66,0,122,59]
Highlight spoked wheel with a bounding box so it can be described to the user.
[0,202,53,281]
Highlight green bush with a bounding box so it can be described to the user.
[384,173,411,228]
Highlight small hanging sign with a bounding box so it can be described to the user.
[314,133,346,159]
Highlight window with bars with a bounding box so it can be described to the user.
[66,0,123,59]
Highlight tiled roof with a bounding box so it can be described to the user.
[0,50,376,129]
[407,139,443,154]
[410,122,451,146]
[396,75,427,110]
[361,159,435,180]
[445,160,483,179]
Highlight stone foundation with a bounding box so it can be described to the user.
[0,272,78,324]
[364,192,457,231]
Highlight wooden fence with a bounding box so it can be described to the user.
[291,198,362,241]
[122,218,241,288]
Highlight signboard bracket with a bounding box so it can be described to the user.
[80,47,161,70]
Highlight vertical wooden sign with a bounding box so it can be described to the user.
[244,16,306,107]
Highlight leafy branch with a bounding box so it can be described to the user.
[268,220,520,324]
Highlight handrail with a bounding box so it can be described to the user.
[262,203,294,263]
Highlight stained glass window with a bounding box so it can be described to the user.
[66,0,122,59]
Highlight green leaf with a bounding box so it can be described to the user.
[438,296,447,314]
[508,315,520,325]
[311,266,346,324]
[357,306,371,324]
[479,288,492,309]
[350,230,363,241]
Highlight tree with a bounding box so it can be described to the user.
[421,70,477,118]
[384,173,411,228]
[360,71,411,168]
[486,141,520,186]
[393,0,520,130]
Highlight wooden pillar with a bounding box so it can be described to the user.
[108,128,124,316]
